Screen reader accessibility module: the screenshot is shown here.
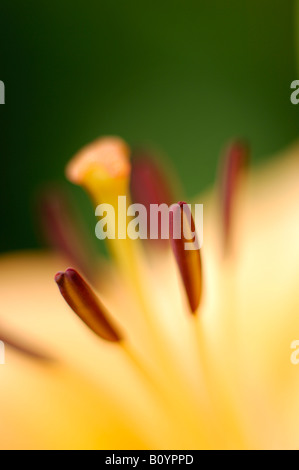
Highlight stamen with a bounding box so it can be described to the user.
[219,140,249,252]
[0,329,52,361]
[55,268,122,342]
[130,149,174,247]
[169,202,202,313]
[38,186,97,281]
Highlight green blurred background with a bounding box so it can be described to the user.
[0,0,298,253]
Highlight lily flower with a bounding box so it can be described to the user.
[0,136,299,450]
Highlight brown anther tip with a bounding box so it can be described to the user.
[64,267,77,279]
[170,201,188,212]
[54,272,64,285]
[169,202,202,314]
[55,268,122,343]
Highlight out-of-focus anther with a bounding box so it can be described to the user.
[219,140,249,253]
